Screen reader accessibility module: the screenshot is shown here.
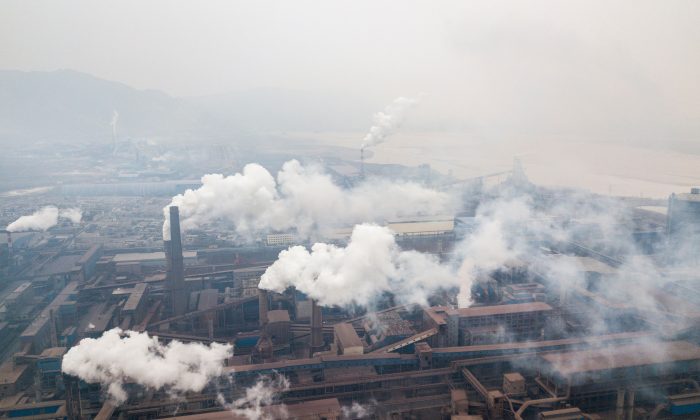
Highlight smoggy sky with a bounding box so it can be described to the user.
[1,1,699,140]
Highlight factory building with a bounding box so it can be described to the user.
[424,302,553,347]
[0,359,32,398]
[119,282,149,326]
[106,250,198,275]
[334,322,364,355]
[4,181,700,419]
[538,340,700,417]
[19,282,79,354]
[668,187,700,263]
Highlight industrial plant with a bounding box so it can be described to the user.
[2,3,700,419]
[1,158,699,420]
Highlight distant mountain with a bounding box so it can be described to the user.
[0,69,377,145]
[0,69,199,143]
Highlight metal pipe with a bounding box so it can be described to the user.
[514,381,570,420]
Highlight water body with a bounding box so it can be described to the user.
[283,131,700,199]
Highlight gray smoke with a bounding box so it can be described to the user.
[163,159,453,240]
[361,96,418,150]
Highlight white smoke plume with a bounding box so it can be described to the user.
[59,207,83,224]
[217,375,289,420]
[341,401,375,419]
[6,206,82,232]
[61,328,232,404]
[110,110,119,138]
[259,224,455,307]
[361,96,418,150]
[259,196,533,309]
[454,198,532,306]
[162,159,453,240]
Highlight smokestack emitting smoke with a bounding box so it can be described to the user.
[259,199,532,309]
[162,159,453,240]
[361,96,419,151]
[110,110,119,150]
[61,328,232,403]
[166,206,187,317]
[6,206,82,232]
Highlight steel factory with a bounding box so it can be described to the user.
[1,173,699,420]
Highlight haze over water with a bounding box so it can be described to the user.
[291,131,700,199]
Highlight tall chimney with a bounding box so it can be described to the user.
[258,289,269,328]
[167,206,186,316]
[310,299,323,354]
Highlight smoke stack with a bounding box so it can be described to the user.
[259,289,269,327]
[166,206,186,317]
[310,299,323,354]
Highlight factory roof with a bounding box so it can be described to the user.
[432,331,651,355]
[195,289,218,312]
[77,244,102,265]
[541,340,700,376]
[40,347,67,358]
[82,303,116,334]
[447,302,553,318]
[636,205,668,216]
[123,283,148,312]
[162,398,341,419]
[334,322,363,349]
[230,352,403,373]
[424,307,448,326]
[111,251,197,263]
[0,360,29,384]
[267,309,290,323]
[21,282,79,338]
[387,220,454,236]
[4,282,31,302]
[32,255,82,277]
[388,215,454,223]
[674,191,700,202]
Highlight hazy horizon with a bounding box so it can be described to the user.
[2,1,700,198]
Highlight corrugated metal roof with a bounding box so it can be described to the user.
[112,251,196,263]
[448,302,553,318]
[541,340,700,376]
[334,322,363,348]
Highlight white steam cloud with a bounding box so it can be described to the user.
[61,328,232,403]
[6,206,82,232]
[361,96,418,150]
[163,159,453,240]
[259,224,455,307]
[259,198,533,309]
[59,207,83,224]
[217,375,290,420]
[341,401,375,419]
